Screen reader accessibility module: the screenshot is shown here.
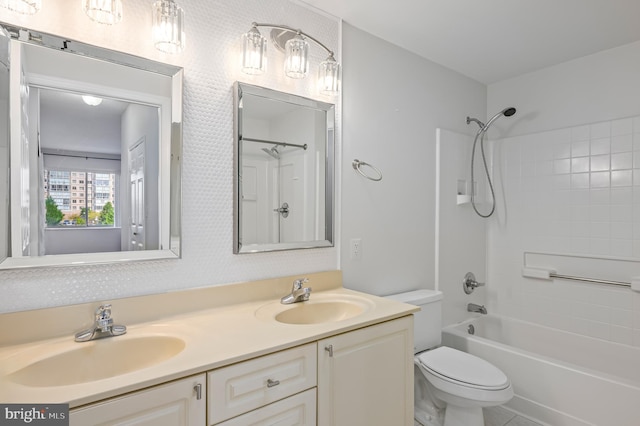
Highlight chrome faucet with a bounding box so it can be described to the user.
[281,278,312,304]
[467,303,487,315]
[74,304,127,342]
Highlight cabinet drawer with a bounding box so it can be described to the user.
[209,343,317,425]
[217,388,316,426]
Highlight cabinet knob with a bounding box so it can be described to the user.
[193,383,202,400]
[325,345,334,357]
[266,378,280,388]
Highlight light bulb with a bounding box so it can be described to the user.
[318,54,340,95]
[83,0,123,25]
[152,0,185,54]
[242,26,267,75]
[284,34,309,79]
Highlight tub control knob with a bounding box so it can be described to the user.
[463,272,485,294]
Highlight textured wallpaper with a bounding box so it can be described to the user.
[0,0,341,313]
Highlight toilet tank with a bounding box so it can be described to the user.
[385,289,443,353]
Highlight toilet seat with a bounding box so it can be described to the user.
[416,346,510,391]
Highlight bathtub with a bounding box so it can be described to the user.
[442,315,640,426]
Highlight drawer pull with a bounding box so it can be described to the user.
[194,383,202,400]
[325,345,334,357]
[266,379,280,388]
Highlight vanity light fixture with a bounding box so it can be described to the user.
[2,0,41,14]
[83,0,123,25]
[242,24,267,75]
[152,0,185,54]
[241,22,340,95]
[82,95,103,106]
[283,32,309,78]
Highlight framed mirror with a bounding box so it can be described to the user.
[233,82,334,253]
[0,24,182,269]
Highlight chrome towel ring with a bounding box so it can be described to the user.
[352,159,382,181]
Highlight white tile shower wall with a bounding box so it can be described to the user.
[488,117,640,346]
[0,0,341,313]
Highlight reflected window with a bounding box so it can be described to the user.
[44,169,117,227]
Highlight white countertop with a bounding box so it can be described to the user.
[0,273,417,408]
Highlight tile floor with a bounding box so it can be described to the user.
[414,405,544,426]
[484,406,544,426]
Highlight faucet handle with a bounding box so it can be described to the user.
[95,304,114,330]
[292,278,309,290]
[463,272,485,294]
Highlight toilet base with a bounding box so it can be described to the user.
[443,404,484,426]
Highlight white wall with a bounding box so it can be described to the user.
[121,103,160,250]
[487,41,640,346]
[0,0,340,313]
[340,23,487,307]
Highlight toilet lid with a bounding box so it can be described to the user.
[417,347,509,390]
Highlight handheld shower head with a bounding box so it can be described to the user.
[503,107,516,117]
[466,106,517,218]
[482,107,517,131]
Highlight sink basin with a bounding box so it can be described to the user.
[8,335,185,387]
[275,301,365,324]
[256,293,374,325]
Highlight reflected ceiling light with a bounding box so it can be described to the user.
[3,0,41,14]
[152,0,185,54]
[83,0,123,25]
[241,22,340,95]
[82,95,103,106]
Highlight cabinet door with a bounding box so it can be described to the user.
[70,374,206,426]
[317,316,414,426]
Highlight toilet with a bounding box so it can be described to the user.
[386,289,513,426]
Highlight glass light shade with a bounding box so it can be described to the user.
[82,95,103,106]
[242,27,267,75]
[83,0,123,25]
[4,0,41,14]
[284,34,309,79]
[152,0,185,54]
[318,54,340,95]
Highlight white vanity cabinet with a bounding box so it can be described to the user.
[67,317,413,426]
[317,316,414,426]
[208,343,317,425]
[69,374,206,426]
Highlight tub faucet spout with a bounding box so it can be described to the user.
[467,303,487,314]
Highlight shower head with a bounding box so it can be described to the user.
[466,107,516,132]
[262,146,280,159]
[482,107,517,131]
[503,107,516,117]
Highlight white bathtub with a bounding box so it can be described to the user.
[442,315,640,426]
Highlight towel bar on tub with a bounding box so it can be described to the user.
[522,267,631,288]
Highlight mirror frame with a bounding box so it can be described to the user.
[233,82,335,254]
[0,23,183,269]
